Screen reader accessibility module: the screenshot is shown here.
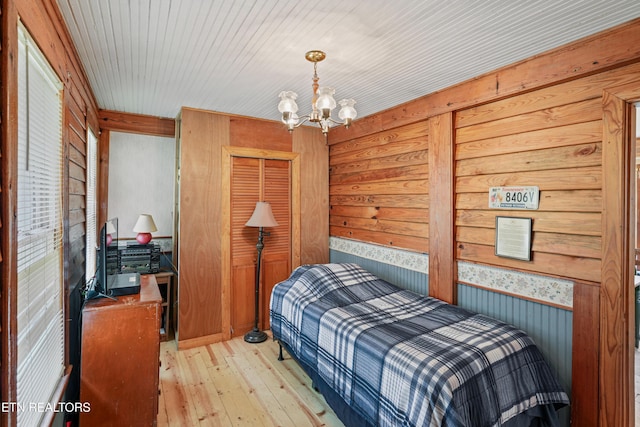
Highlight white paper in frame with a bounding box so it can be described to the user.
[495,216,532,261]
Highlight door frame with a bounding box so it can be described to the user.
[221,146,300,341]
[601,81,639,426]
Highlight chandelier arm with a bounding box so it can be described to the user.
[293,115,311,128]
[326,117,346,125]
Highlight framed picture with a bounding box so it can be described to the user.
[495,216,532,261]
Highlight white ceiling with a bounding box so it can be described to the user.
[56,0,640,124]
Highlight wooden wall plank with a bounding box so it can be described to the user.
[457,143,601,176]
[571,282,600,427]
[456,166,602,192]
[330,149,428,177]
[97,129,110,228]
[331,164,428,185]
[178,108,228,343]
[330,215,428,237]
[457,227,601,259]
[456,121,602,161]
[599,90,634,426]
[330,226,428,253]
[2,1,19,418]
[456,210,601,236]
[293,126,329,265]
[230,116,291,152]
[98,109,175,137]
[330,194,429,209]
[331,137,426,166]
[428,113,455,303]
[330,206,428,223]
[331,179,428,196]
[330,121,428,157]
[456,98,602,144]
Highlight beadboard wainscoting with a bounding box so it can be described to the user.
[458,284,573,426]
[329,237,429,295]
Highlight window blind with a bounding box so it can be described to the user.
[16,24,65,426]
[85,129,98,282]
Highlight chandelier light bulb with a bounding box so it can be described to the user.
[278,91,298,114]
[338,98,357,120]
[315,87,336,111]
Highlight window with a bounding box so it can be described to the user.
[16,24,65,426]
[85,129,98,282]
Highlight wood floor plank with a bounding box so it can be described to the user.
[226,348,299,427]
[158,335,344,427]
[159,344,200,426]
[238,350,319,427]
[264,345,344,426]
[178,346,232,426]
[250,345,341,427]
[210,342,275,426]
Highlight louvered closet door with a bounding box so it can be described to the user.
[261,159,291,330]
[230,157,291,337]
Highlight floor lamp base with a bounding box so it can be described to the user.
[244,329,268,344]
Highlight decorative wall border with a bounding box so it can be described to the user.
[329,238,573,308]
[457,261,574,309]
[329,237,428,274]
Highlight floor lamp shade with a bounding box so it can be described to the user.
[244,202,278,343]
[133,214,158,244]
[245,202,279,228]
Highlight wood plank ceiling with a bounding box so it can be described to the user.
[56,0,640,122]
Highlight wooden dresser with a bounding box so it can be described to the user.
[80,275,162,427]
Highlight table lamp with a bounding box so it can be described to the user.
[133,214,158,244]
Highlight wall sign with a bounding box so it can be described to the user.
[489,186,539,210]
[495,216,532,261]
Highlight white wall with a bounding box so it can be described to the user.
[108,131,175,244]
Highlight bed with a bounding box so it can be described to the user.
[270,263,569,427]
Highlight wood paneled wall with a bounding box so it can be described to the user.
[177,108,326,348]
[329,121,429,252]
[454,75,604,283]
[328,19,640,427]
[2,0,100,424]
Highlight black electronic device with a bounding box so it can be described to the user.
[86,217,140,299]
[119,243,160,274]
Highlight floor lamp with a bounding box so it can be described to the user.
[244,201,279,343]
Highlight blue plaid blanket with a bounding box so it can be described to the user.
[270,263,569,427]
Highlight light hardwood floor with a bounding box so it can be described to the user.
[157,334,344,426]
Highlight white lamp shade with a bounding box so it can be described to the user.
[245,202,279,228]
[278,91,299,114]
[338,98,357,120]
[133,214,158,233]
[315,87,336,111]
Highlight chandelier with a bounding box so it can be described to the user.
[278,50,357,135]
